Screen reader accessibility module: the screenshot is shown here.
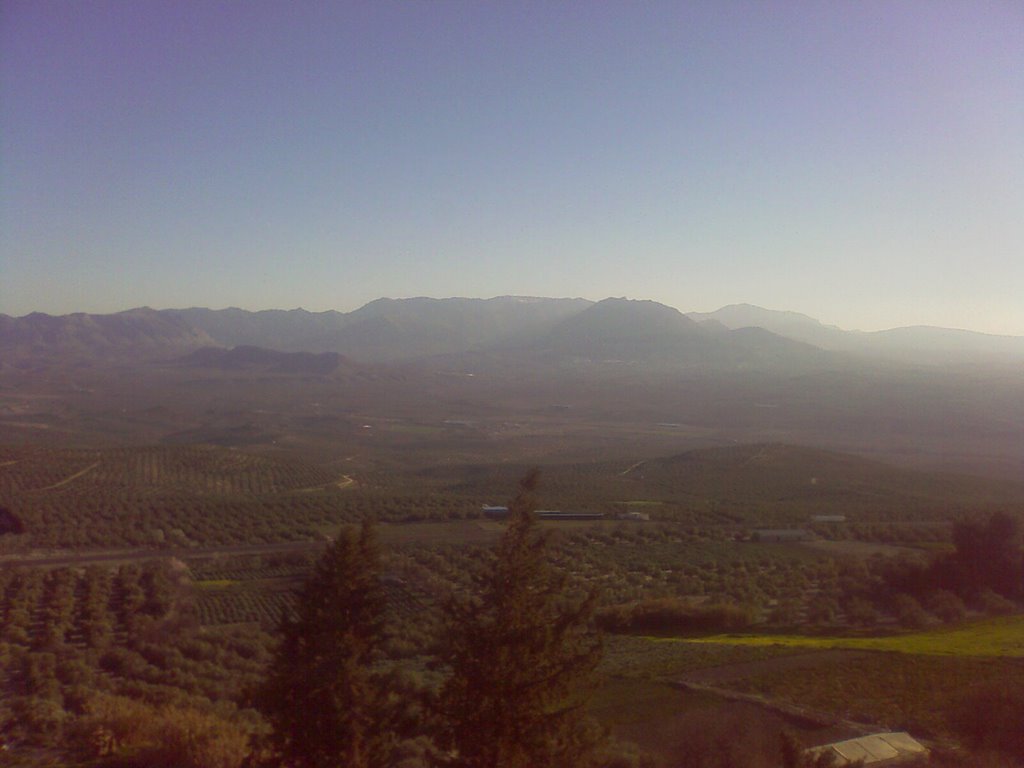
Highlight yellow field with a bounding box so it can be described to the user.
[671,615,1024,657]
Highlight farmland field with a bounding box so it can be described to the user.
[679,615,1024,657]
[1,436,1022,765]
[727,649,1024,740]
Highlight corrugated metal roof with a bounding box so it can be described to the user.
[807,732,927,765]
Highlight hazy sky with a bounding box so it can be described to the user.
[2,2,1022,334]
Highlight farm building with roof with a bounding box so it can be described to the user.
[806,731,928,765]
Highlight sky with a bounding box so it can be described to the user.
[1,1,1022,335]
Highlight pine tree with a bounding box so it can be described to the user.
[435,470,603,768]
[256,521,393,768]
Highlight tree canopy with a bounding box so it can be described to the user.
[435,470,603,768]
[948,512,1022,598]
[256,521,393,768]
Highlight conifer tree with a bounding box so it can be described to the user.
[435,470,603,768]
[256,521,393,768]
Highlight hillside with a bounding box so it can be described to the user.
[0,444,350,548]
[497,298,830,372]
[689,304,1024,365]
[4,297,1023,481]
[430,443,1024,524]
[3,441,1022,552]
[167,307,351,352]
[688,304,849,350]
[8,297,1024,369]
[627,443,1024,512]
[0,307,216,365]
[174,296,593,361]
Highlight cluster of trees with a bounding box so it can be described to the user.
[0,445,485,551]
[596,598,757,635]
[0,446,338,498]
[0,562,270,753]
[729,646,1024,767]
[255,471,605,768]
[2,441,1020,766]
[2,488,487,550]
[825,512,1024,630]
[809,522,949,544]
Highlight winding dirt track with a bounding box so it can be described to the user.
[297,474,356,492]
[33,462,99,491]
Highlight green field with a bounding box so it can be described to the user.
[677,615,1024,657]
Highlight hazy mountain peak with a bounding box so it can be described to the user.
[576,297,698,331]
[10,298,1024,368]
[689,304,835,330]
[528,297,720,365]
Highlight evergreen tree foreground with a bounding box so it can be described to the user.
[435,469,604,768]
[255,521,393,768]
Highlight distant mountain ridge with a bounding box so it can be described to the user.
[4,297,1023,367]
[514,298,827,371]
[688,303,849,350]
[165,307,350,353]
[0,308,216,366]
[169,296,593,362]
[688,304,1024,364]
[4,299,1023,482]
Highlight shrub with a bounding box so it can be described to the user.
[596,598,756,635]
[891,593,930,629]
[975,590,1017,616]
[68,694,251,768]
[924,590,967,624]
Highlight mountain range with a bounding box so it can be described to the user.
[0,308,216,367]
[4,296,1023,368]
[687,303,1024,365]
[2,297,1022,481]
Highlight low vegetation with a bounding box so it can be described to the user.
[1,444,1022,766]
[680,615,1024,657]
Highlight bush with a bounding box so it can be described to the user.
[975,590,1017,616]
[844,598,880,627]
[68,694,251,768]
[891,593,930,629]
[924,590,967,624]
[596,599,756,634]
